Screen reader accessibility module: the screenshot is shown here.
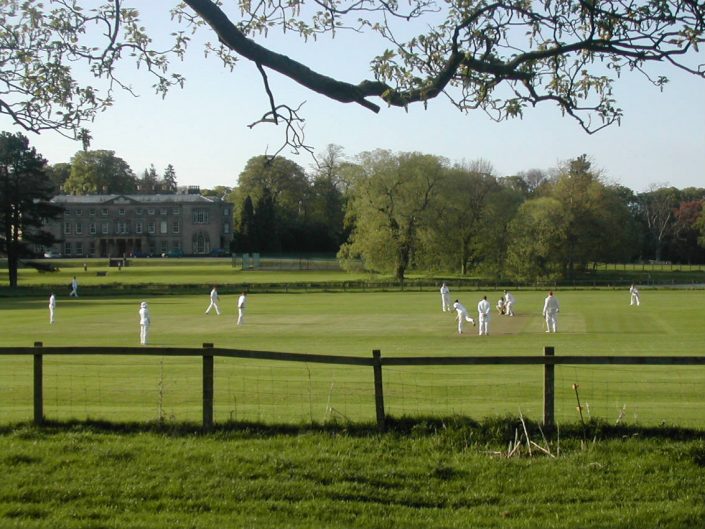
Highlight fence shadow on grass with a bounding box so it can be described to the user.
[2,415,704,443]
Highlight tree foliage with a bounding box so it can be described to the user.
[0,132,62,287]
[0,0,185,140]
[2,1,703,152]
[63,150,137,194]
[339,150,446,280]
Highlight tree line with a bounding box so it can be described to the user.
[229,147,705,281]
[2,131,705,287]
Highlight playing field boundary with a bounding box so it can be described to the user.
[3,344,705,430]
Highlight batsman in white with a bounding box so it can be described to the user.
[503,290,516,316]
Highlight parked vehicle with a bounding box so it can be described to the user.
[43,251,62,258]
[209,248,230,257]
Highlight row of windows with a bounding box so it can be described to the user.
[62,240,184,257]
[63,206,230,218]
[62,234,212,256]
[65,207,183,217]
[64,221,181,236]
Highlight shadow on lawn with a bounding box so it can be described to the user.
[2,415,704,443]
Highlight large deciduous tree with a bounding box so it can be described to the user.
[421,161,500,275]
[548,155,634,277]
[339,150,446,280]
[506,197,569,283]
[1,1,703,151]
[63,150,137,194]
[0,132,62,287]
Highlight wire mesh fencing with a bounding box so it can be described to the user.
[1,348,705,428]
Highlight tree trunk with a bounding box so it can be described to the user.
[7,247,18,288]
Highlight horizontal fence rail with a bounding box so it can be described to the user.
[1,344,704,429]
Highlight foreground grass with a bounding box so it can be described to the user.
[1,418,705,529]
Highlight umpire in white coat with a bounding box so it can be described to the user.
[542,291,560,333]
[440,283,452,312]
[477,296,491,336]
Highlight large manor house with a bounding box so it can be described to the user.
[44,189,232,258]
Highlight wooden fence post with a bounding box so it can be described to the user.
[372,349,385,431]
[202,343,214,430]
[543,346,555,427]
[33,341,44,425]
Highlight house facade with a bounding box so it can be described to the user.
[45,193,232,257]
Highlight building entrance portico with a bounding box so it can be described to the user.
[98,237,146,257]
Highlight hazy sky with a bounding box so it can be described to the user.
[2,3,703,193]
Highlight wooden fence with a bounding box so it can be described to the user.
[2,343,705,430]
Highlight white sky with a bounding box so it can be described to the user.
[2,3,703,193]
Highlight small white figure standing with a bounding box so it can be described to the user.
[503,290,515,316]
[542,291,560,333]
[205,286,221,315]
[453,299,475,335]
[477,295,491,336]
[69,276,79,297]
[237,292,247,325]
[139,301,151,345]
[49,293,56,324]
[440,282,452,312]
[629,284,640,306]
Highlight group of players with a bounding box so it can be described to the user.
[441,282,642,336]
[47,284,248,346]
[440,284,557,336]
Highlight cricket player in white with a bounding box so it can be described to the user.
[629,284,640,306]
[477,296,491,336]
[496,297,505,315]
[69,276,79,297]
[542,291,560,333]
[440,283,452,312]
[453,300,475,335]
[503,290,515,316]
[237,292,247,325]
[139,302,151,345]
[49,293,56,324]
[205,286,221,315]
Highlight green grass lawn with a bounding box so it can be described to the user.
[1,420,705,529]
[2,287,705,528]
[1,289,704,427]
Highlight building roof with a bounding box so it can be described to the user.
[51,194,223,205]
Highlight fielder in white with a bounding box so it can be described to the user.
[542,291,560,333]
[453,299,475,335]
[237,292,247,325]
[139,301,151,345]
[477,295,491,336]
[629,284,640,306]
[503,290,515,316]
[205,286,221,315]
[440,283,452,312]
[49,293,56,324]
[69,276,79,297]
[496,297,505,315]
